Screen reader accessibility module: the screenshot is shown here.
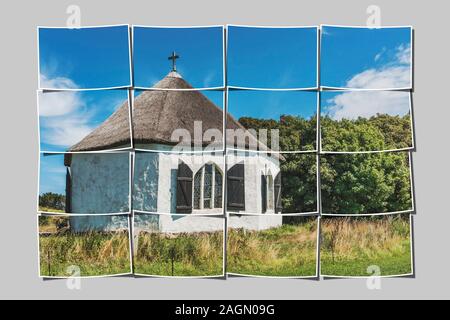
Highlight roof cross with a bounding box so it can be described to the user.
[168,51,180,72]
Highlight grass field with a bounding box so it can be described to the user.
[134,231,224,277]
[39,231,131,277]
[227,220,318,277]
[320,216,412,277]
[38,206,64,213]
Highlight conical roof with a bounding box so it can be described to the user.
[133,72,226,147]
[69,72,271,152]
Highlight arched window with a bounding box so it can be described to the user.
[193,164,223,210]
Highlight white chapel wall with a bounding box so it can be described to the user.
[228,151,281,214]
[70,152,130,214]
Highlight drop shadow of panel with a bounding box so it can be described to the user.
[41,274,134,281]
[410,214,417,278]
[321,274,415,280]
[410,152,417,215]
[226,273,320,281]
[412,28,415,92]
[320,214,416,280]
[320,152,414,215]
[410,93,417,152]
[132,274,226,280]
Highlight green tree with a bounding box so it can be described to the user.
[39,192,65,211]
[320,153,412,214]
[238,113,413,214]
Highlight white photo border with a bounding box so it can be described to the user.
[320,213,414,279]
[37,89,134,154]
[226,87,319,154]
[319,90,415,154]
[132,211,226,278]
[133,89,226,154]
[319,24,414,91]
[37,213,133,279]
[320,151,415,216]
[226,24,319,91]
[132,25,226,91]
[225,151,320,215]
[226,214,320,279]
[37,151,133,215]
[37,24,133,91]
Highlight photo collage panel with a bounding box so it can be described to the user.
[36,24,415,278]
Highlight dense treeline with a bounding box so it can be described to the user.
[39,192,65,211]
[321,113,412,152]
[321,153,412,214]
[239,113,413,214]
[239,115,317,152]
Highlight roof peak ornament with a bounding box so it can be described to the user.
[168,51,180,72]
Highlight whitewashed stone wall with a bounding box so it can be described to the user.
[228,214,283,231]
[69,146,282,232]
[133,152,159,212]
[70,152,130,214]
[134,212,282,233]
[227,151,281,214]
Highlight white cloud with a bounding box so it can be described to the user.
[38,91,83,117]
[41,112,94,147]
[40,74,78,90]
[396,43,412,65]
[39,74,94,147]
[345,43,411,89]
[324,91,410,120]
[345,65,410,89]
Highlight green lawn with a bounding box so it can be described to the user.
[134,231,224,277]
[227,222,318,277]
[39,232,131,277]
[320,217,412,277]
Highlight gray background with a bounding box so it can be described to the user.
[0,0,448,299]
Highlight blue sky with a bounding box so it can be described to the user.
[39,25,131,89]
[321,91,411,120]
[203,90,224,109]
[227,26,317,89]
[228,90,317,121]
[39,154,66,195]
[39,90,130,152]
[133,26,224,88]
[321,26,412,89]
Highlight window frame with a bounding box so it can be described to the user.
[261,170,276,214]
[192,163,223,212]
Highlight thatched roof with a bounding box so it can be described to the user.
[133,72,225,147]
[68,71,276,154]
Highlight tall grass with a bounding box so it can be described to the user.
[320,216,412,276]
[135,231,224,276]
[39,231,131,277]
[38,206,65,213]
[227,220,318,277]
